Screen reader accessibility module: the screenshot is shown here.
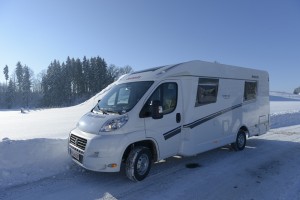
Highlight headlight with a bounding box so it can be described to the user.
[100,114,129,132]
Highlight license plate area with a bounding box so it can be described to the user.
[71,149,79,160]
[70,148,83,163]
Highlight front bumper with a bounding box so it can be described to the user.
[68,129,126,172]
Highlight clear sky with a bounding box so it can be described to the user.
[0,0,299,92]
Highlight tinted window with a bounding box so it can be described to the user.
[196,78,219,106]
[244,81,257,101]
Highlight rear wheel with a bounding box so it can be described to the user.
[125,147,152,181]
[231,130,246,151]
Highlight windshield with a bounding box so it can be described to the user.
[93,81,153,114]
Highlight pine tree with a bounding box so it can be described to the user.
[93,56,108,94]
[5,79,16,108]
[63,58,73,104]
[22,66,32,107]
[3,65,9,85]
[41,60,63,106]
[70,58,76,95]
[82,56,90,94]
[89,57,97,94]
[15,62,23,92]
[74,58,85,97]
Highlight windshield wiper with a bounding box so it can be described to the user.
[100,109,109,115]
[99,108,121,115]
[92,106,108,115]
[93,105,121,115]
[105,110,121,115]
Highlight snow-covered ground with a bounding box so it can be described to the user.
[1,90,300,200]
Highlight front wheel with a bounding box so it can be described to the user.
[125,147,152,181]
[231,130,247,151]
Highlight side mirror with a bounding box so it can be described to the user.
[151,100,163,119]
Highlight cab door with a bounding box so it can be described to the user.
[140,80,183,159]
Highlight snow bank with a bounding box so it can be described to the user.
[0,138,72,188]
[271,111,300,129]
[270,101,300,113]
[270,98,300,129]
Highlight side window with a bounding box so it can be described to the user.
[140,82,178,117]
[244,81,257,101]
[196,78,219,106]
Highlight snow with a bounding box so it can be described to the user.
[1,89,300,199]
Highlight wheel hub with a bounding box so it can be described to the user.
[137,154,149,175]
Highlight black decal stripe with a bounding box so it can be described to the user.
[183,104,243,129]
[163,126,181,140]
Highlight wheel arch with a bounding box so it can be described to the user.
[122,139,159,163]
[239,125,249,137]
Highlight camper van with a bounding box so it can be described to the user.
[68,60,269,181]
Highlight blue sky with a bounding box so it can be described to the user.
[0,0,299,92]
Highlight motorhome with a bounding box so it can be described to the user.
[68,60,270,181]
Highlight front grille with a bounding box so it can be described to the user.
[70,134,87,151]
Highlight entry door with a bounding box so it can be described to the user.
[142,80,183,159]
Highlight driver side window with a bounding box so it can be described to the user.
[140,82,178,118]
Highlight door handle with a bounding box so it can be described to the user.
[176,113,181,123]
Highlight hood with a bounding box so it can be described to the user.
[77,112,109,134]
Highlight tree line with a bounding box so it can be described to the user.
[0,56,132,109]
[0,62,33,109]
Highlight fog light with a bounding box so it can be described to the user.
[107,163,117,168]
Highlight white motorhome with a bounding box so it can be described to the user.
[68,60,269,181]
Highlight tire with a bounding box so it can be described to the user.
[231,130,246,151]
[125,147,152,181]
